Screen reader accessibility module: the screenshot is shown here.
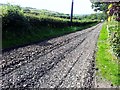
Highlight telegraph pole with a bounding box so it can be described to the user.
[70,0,74,25]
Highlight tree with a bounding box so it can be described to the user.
[91,2,108,12]
[91,1,120,22]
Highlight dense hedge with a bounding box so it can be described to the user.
[2,4,98,32]
[26,14,98,28]
[109,22,120,57]
[1,4,100,49]
[2,4,99,40]
[2,4,31,33]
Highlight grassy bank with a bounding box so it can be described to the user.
[96,22,120,85]
[2,22,97,49]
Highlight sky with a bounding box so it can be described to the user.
[0,0,96,15]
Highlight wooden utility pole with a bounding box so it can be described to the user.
[70,0,74,25]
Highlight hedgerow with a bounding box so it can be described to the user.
[2,4,98,32]
[2,4,30,33]
[1,4,99,48]
[107,3,120,57]
[108,22,120,57]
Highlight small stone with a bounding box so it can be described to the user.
[111,84,113,86]
[23,84,27,87]
[97,85,99,87]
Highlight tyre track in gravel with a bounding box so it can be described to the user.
[1,31,87,76]
[37,36,90,88]
[1,25,99,74]
[82,26,101,88]
[24,24,102,88]
[1,25,98,64]
[33,25,101,88]
[1,24,102,88]
[1,24,99,77]
[58,26,101,88]
[18,38,86,88]
[2,33,87,88]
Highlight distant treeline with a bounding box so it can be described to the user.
[23,6,107,20]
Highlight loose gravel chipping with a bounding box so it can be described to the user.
[1,24,105,89]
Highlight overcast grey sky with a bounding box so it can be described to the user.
[0,0,97,14]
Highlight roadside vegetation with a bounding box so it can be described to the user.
[92,2,120,86]
[96,21,120,85]
[1,4,105,49]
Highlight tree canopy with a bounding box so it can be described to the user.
[91,1,120,22]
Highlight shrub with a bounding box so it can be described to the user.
[109,22,120,57]
[2,4,30,33]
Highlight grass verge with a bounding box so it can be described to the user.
[2,23,97,49]
[96,22,120,85]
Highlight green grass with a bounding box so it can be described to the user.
[96,22,120,85]
[2,22,97,49]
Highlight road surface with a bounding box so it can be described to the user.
[1,23,102,88]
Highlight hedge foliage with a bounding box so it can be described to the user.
[2,4,99,40]
[2,4,30,31]
[2,4,98,31]
[109,22,120,57]
[25,14,98,28]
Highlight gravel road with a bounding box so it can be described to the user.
[1,23,102,88]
